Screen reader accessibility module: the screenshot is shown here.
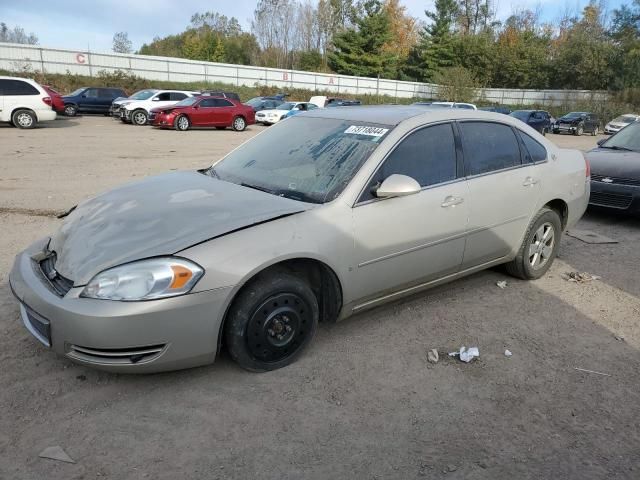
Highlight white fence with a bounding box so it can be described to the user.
[0,43,608,106]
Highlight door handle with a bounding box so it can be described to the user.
[441,196,464,208]
[523,177,539,187]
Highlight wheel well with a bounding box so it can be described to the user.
[10,107,36,120]
[217,258,343,354]
[545,199,568,229]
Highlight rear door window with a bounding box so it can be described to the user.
[84,88,99,98]
[213,99,234,107]
[170,92,187,101]
[459,122,522,176]
[199,98,217,108]
[155,92,172,101]
[518,131,548,163]
[0,79,39,95]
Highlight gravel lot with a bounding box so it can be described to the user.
[1,116,639,479]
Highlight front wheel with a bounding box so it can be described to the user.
[174,114,190,131]
[131,109,148,126]
[575,125,584,136]
[224,271,319,372]
[64,104,77,117]
[12,109,36,129]
[232,116,247,131]
[505,207,562,280]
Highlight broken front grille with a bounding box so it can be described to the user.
[39,253,74,297]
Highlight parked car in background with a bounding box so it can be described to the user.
[62,87,126,117]
[553,112,600,136]
[586,122,640,213]
[0,76,56,128]
[121,90,199,125]
[479,105,511,115]
[510,110,552,135]
[42,85,65,114]
[604,114,639,134]
[245,95,286,112]
[109,89,157,117]
[9,106,589,373]
[309,96,361,108]
[283,102,320,119]
[150,96,254,131]
[256,101,318,125]
[199,91,241,102]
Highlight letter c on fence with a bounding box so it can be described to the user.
[76,53,86,64]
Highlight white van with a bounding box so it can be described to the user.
[0,76,57,128]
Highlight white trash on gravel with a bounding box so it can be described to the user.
[427,348,439,364]
[449,346,479,363]
[496,280,508,289]
[38,446,75,464]
[504,349,513,357]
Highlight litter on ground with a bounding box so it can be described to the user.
[504,349,513,357]
[564,272,601,283]
[496,281,508,289]
[38,446,75,464]
[449,346,479,363]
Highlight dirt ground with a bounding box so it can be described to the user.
[1,116,639,480]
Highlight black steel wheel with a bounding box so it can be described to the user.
[225,271,319,372]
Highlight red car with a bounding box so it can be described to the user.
[151,96,255,131]
[42,85,65,113]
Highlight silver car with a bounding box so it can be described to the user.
[9,107,589,373]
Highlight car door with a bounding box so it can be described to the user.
[350,122,469,304]
[211,98,235,126]
[96,88,114,112]
[191,98,216,126]
[81,88,101,112]
[150,92,173,110]
[458,121,542,268]
[0,79,5,120]
[530,112,546,132]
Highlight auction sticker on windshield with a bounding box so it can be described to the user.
[344,126,389,137]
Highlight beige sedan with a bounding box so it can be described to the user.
[10,107,589,373]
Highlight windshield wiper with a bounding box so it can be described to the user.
[240,182,276,195]
[601,145,634,151]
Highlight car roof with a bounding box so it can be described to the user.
[301,105,514,126]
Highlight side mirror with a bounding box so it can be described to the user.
[375,174,421,198]
[597,138,606,146]
[152,97,159,101]
[193,104,199,109]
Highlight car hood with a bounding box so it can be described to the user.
[586,148,640,179]
[49,171,310,285]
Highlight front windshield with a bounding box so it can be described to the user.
[130,90,156,100]
[174,97,198,107]
[563,112,586,119]
[510,111,531,121]
[601,122,640,152]
[245,97,264,107]
[278,102,296,111]
[68,88,85,96]
[210,117,391,204]
[612,115,637,124]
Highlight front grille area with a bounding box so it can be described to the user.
[592,174,640,187]
[67,344,166,365]
[21,304,51,347]
[39,253,74,297]
[589,191,633,209]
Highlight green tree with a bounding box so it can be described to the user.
[403,0,459,81]
[609,0,640,89]
[212,37,226,62]
[328,0,397,78]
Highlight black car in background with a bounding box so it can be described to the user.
[245,94,286,112]
[200,91,241,102]
[509,110,552,135]
[553,111,600,136]
[586,121,640,213]
[479,105,512,115]
[62,87,126,116]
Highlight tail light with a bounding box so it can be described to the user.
[42,96,52,106]
[584,154,591,177]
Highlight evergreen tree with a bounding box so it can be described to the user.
[212,37,226,62]
[328,0,397,78]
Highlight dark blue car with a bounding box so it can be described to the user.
[510,110,552,135]
[62,87,126,117]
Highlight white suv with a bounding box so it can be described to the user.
[121,90,199,125]
[0,76,56,128]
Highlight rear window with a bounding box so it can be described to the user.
[518,131,548,163]
[460,122,521,176]
[0,79,39,96]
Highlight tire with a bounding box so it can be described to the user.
[575,124,584,136]
[131,109,148,126]
[505,207,562,280]
[174,114,190,131]
[63,104,77,117]
[232,116,247,131]
[540,127,547,136]
[592,126,599,136]
[12,109,36,129]
[224,271,319,372]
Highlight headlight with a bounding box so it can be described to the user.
[81,257,204,301]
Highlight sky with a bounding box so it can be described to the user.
[0,0,628,52]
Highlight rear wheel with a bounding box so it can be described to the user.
[224,271,319,372]
[12,109,36,129]
[174,115,190,131]
[505,208,562,280]
[232,116,247,131]
[592,126,599,136]
[131,109,148,126]
[63,104,77,117]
